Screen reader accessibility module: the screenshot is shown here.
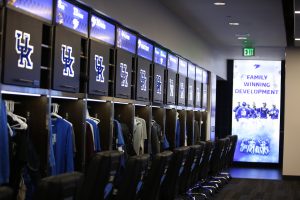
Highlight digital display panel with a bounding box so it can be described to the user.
[232,60,281,163]
[117,28,136,54]
[196,67,203,82]
[203,70,208,84]
[56,0,88,36]
[8,0,53,21]
[137,38,153,61]
[90,15,115,45]
[167,53,178,72]
[154,47,167,66]
[178,58,187,76]
[188,63,196,79]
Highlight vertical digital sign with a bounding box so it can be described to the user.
[56,0,88,36]
[202,70,208,109]
[90,15,115,45]
[232,60,281,163]
[8,0,53,21]
[187,63,196,106]
[166,53,178,104]
[153,47,166,103]
[195,67,203,107]
[136,38,153,101]
[178,58,187,105]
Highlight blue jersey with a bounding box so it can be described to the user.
[175,119,180,148]
[259,107,269,119]
[86,119,101,152]
[269,108,279,119]
[50,118,74,175]
[0,101,9,184]
[236,107,250,120]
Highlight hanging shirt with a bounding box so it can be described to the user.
[151,120,163,155]
[194,120,201,144]
[0,101,9,184]
[113,120,125,149]
[85,123,95,165]
[86,118,101,152]
[175,119,180,148]
[50,118,74,175]
[133,117,147,155]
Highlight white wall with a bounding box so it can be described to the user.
[283,47,300,176]
[81,0,227,79]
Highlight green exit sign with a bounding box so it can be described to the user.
[243,47,255,57]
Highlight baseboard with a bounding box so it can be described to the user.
[282,175,300,180]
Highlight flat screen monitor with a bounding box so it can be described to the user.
[178,58,187,76]
[154,47,167,67]
[188,63,196,79]
[232,60,281,164]
[167,53,178,73]
[137,38,153,61]
[116,28,136,54]
[90,15,115,45]
[196,67,203,83]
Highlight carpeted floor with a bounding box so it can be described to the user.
[213,178,300,200]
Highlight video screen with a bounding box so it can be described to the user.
[232,60,281,163]
[90,15,115,45]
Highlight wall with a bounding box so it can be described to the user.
[81,0,227,79]
[283,47,300,176]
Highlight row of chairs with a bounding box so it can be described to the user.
[0,135,237,200]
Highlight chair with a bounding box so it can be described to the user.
[141,151,173,200]
[0,186,13,200]
[114,154,150,200]
[34,172,84,200]
[159,146,190,200]
[78,151,123,200]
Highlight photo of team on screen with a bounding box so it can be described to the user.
[233,102,279,121]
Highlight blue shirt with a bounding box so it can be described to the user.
[50,118,74,175]
[269,108,279,119]
[175,119,180,148]
[86,119,101,152]
[0,101,9,184]
[259,107,269,119]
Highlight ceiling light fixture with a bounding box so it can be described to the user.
[237,37,247,40]
[214,2,226,6]
[229,22,239,26]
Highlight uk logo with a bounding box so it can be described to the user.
[169,79,174,97]
[61,44,75,77]
[196,88,200,102]
[180,82,184,99]
[95,55,105,82]
[140,70,147,91]
[120,63,128,87]
[156,75,162,94]
[15,30,34,70]
[189,85,193,101]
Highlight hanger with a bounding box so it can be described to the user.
[86,109,100,123]
[51,103,62,119]
[5,100,28,130]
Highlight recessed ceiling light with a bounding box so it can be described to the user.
[214,2,226,6]
[237,37,247,40]
[229,22,239,26]
[295,11,300,14]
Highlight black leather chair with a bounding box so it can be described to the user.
[34,172,84,200]
[220,135,238,179]
[141,151,173,200]
[159,146,190,200]
[114,154,150,200]
[78,151,123,200]
[0,186,13,200]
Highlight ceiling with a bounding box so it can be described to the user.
[158,0,287,48]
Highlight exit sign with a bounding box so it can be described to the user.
[243,47,255,57]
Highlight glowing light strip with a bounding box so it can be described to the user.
[1,90,41,97]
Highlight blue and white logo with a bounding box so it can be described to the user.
[156,75,162,94]
[180,82,184,99]
[196,87,200,102]
[189,85,193,101]
[95,55,105,82]
[120,63,128,87]
[140,69,147,91]
[170,79,174,97]
[61,44,75,77]
[15,30,34,70]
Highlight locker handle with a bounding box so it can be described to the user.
[61,85,77,90]
[17,78,34,83]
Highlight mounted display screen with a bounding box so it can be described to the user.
[137,38,153,61]
[90,14,115,45]
[7,0,53,21]
[203,70,208,84]
[188,63,196,79]
[56,0,88,36]
[232,60,281,164]
[117,28,136,54]
[196,67,203,83]
[154,47,167,66]
[167,53,178,72]
[178,58,187,76]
